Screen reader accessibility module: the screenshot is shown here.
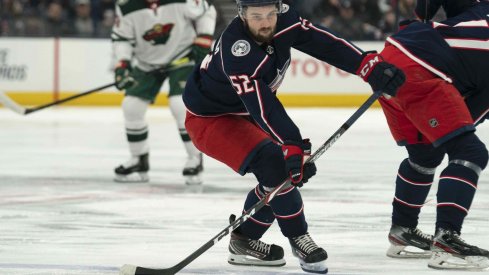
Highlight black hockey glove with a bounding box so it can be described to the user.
[114,60,136,90]
[357,52,405,97]
[282,139,317,187]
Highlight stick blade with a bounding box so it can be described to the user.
[0,91,26,115]
[120,264,176,275]
[120,264,137,275]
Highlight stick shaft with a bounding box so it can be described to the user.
[24,83,115,114]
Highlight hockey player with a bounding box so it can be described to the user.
[378,0,489,270]
[183,0,405,273]
[111,0,216,184]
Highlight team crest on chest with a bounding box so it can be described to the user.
[143,23,174,45]
[232,40,251,57]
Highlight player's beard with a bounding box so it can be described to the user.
[245,22,276,43]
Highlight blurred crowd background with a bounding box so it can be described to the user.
[0,0,445,40]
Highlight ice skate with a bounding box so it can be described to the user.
[183,153,203,185]
[428,228,489,270]
[227,215,285,267]
[386,224,432,258]
[114,153,149,183]
[289,232,328,274]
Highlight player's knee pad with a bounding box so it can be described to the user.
[444,132,488,174]
[405,144,445,170]
[122,95,149,122]
[248,142,288,188]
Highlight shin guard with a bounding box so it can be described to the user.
[269,186,307,238]
[392,158,436,228]
[246,142,308,238]
[238,186,275,240]
[122,96,150,156]
[436,133,488,233]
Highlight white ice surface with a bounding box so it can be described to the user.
[0,106,488,275]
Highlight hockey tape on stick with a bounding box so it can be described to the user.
[0,90,27,115]
[120,92,381,275]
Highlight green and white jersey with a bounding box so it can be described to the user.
[112,0,216,71]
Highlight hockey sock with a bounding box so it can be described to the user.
[169,95,201,158]
[436,133,488,233]
[183,140,200,158]
[238,186,275,240]
[269,186,307,238]
[392,158,435,228]
[238,185,307,239]
[122,96,150,156]
[246,142,307,238]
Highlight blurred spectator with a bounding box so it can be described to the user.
[73,0,95,37]
[305,0,340,27]
[1,0,26,36]
[379,7,397,39]
[96,8,114,37]
[91,0,114,22]
[41,1,74,36]
[1,0,447,40]
[398,0,417,20]
[321,0,378,40]
[353,0,382,25]
[294,0,324,20]
[1,0,46,36]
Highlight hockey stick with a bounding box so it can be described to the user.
[0,83,116,115]
[120,93,381,275]
[0,57,193,116]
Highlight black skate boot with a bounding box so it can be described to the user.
[227,215,285,267]
[114,153,149,183]
[386,224,432,258]
[289,233,328,274]
[429,228,489,270]
[183,153,203,185]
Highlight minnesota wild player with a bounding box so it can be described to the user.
[111,0,216,184]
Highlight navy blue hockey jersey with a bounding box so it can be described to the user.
[387,1,489,122]
[183,4,365,143]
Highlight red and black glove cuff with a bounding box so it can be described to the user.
[356,51,383,81]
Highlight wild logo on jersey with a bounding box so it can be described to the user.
[143,23,174,45]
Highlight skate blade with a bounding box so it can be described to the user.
[386,244,431,258]
[185,174,202,185]
[114,172,149,183]
[228,254,285,267]
[428,251,489,270]
[298,258,328,274]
